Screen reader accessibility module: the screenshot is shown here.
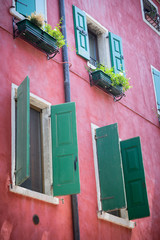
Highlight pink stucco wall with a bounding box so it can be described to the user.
[0,0,160,239]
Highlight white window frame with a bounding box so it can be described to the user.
[91,123,135,229]
[10,0,47,21]
[140,0,160,36]
[10,83,59,205]
[85,12,112,69]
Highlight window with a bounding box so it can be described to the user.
[73,5,125,74]
[88,30,99,67]
[91,123,150,227]
[152,67,160,120]
[141,0,160,34]
[12,0,47,20]
[11,77,80,202]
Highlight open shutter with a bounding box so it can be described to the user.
[120,137,150,220]
[51,102,80,196]
[96,123,126,212]
[16,0,36,17]
[109,32,125,74]
[16,76,30,185]
[152,68,160,112]
[72,5,90,60]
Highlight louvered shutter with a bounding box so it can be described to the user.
[120,137,150,220]
[96,123,126,211]
[152,68,160,112]
[109,32,125,74]
[16,76,30,185]
[51,102,80,196]
[72,5,90,60]
[16,0,36,17]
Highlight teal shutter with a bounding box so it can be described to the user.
[152,68,160,111]
[72,5,90,60]
[51,102,80,196]
[16,76,30,185]
[96,123,126,212]
[109,32,125,74]
[120,137,150,220]
[16,0,36,17]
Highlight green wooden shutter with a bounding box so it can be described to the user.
[16,76,30,185]
[120,137,150,220]
[16,0,36,17]
[152,68,160,111]
[51,102,80,196]
[96,123,126,212]
[72,5,90,60]
[109,32,125,74]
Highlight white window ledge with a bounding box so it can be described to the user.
[97,212,136,229]
[10,185,59,205]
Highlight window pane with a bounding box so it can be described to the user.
[89,31,98,66]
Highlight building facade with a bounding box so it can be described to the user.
[0,0,160,239]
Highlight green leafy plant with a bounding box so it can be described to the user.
[43,19,65,48]
[27,13,65,48]
[89,64,132,92]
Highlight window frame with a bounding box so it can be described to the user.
[140,0,160,35]
[11,83,59,205]
[91,123,135,229]
[151,66,160,116]
[86,12,112,69]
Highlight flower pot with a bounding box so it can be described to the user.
[91,70,123,97]
[16,19,59,57]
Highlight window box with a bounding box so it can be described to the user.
[15,19,59,59]
[90,70,123,98]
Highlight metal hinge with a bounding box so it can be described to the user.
[76,26,87,36]
[95,134,107,140]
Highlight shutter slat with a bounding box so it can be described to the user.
[16,76,30,185]
[51,102,80,196]
[96,123,126,212]
[109,32,125,74]
[73,5,90,60]
[120,137,150,220]
[16,0,36,17]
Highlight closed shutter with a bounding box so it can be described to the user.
[16,0,36,17]
[120,137,150,220]
[16,76,30,185]
[51,102,80,196]
[96,123,126,212]
[72,5,90,60]
[109,32,125,74]
[152,68,160,111]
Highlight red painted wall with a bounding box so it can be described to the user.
[0,0,160,239]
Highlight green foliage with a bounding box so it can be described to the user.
[91,65,132,92]
[43,19,65,48]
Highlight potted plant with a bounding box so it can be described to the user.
[89,64,131,99]
[15,13,65,59]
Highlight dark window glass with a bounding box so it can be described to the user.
[88,31,99,66]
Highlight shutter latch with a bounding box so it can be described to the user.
[95,134,107,140]
[76,26,87,36]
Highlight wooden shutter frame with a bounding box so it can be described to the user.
[72,5,90,60]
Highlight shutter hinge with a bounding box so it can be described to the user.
[76,26,87,36]
[95,134,107,140]
[100,196,114,200]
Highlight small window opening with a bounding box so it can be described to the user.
[143,0,160,31]
[88,31,99,67]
